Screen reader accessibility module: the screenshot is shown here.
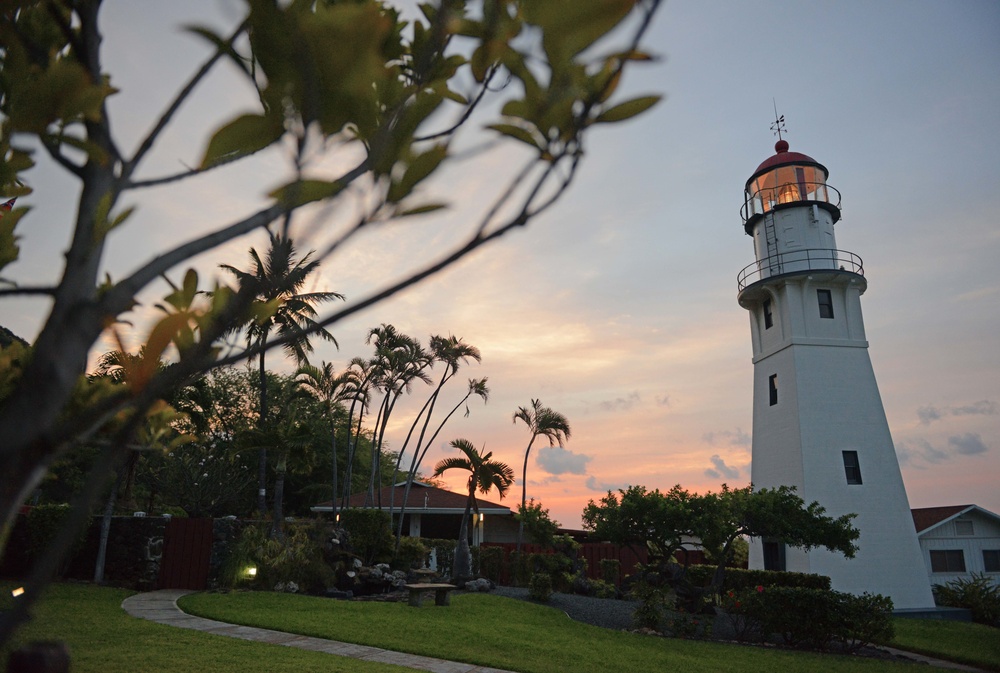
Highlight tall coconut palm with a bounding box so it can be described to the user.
[341,356,374,508]
[393,335,486,544]
[295,361,360,521]
[220,231,344,516]
[513,399,571,552]
[432,438,514,581]
[363,325,431,506]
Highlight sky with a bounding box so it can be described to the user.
[4,1,999,528]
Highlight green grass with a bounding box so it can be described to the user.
[0,583,411,673]
[893,617,1000,671]
[180,590,932,673]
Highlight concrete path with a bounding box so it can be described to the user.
[122,590,988,673]
[121,590,517,673]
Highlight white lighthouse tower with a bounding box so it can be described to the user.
[738,134,934,610]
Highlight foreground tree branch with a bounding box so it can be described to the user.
[0,0,663,648]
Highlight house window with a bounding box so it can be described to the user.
[817,289,834,319]
[842,451,862,485]
[763,299,773,329]
[984,550,1000,573]
[768,374,778,406]
[929,550,966,573]
[763,539,786,571]
[955,519,975,536]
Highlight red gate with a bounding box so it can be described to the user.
[157,518,213,590]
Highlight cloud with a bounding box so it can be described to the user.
[585,476,630,493]
[918,400,996,425]
[917,406,942,425]
[704,454,741,480]
[896,434,987,467]
[703,428,752,448]
[655,394,671,407]
[954,401,998,417]
[949,433,989,456]
[599,391,641,413]
[536,446,593,476]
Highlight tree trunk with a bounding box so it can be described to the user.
[93,470,123,583]
[257,348,268,517]
[330,424,338,521]
[515,436,537,553]
[270,451,287,540]
[452,497,474,582]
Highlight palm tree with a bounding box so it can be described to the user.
[392,334,487,545]
[220,231,344,517]
[432,439,514,581]
[363,325,431,506]
[295,361,360,521]
[513,399,571,552]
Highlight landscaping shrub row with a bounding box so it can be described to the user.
[721,585,894,651]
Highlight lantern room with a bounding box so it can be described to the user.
[741,139,841,234]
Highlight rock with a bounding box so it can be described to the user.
[465,578,493,592]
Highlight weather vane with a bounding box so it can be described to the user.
[770,99,787,141]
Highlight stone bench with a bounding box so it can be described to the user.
[402,583,457,607]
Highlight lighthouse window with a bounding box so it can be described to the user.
[768,374,778,406]
[763,299,773,329]
[817,289,834,319]
[930,550,966,573]
[842,451,863,485]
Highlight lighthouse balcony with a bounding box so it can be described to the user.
[742,181,842,233]
[738,248,864,291]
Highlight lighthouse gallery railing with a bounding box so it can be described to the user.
[738,248,864,291]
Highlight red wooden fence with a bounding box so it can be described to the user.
[157,518,214,590]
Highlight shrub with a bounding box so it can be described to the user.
[340,509,393,565]
[835,592,895,652]
[934,573,1000,626]
[508,550,531,587]
[686,564,830,592]
[227,523,335,593]
[723,585,894,650]
[600,558,621,586]
[25,504,88,576]
[478,546,504,583]
[590,578,618,599]
[528,572,552,602]
[423,538,457,578]
[628,563,672,630]
[393,536,428,570]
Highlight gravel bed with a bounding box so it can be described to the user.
[490,586,640,631]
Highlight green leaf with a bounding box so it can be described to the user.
[268,180,345,208]
[594,95,661,124]
[397,203,447,218]
[392,145,448,202]
[0,208,25,274]
[524,0,635,61]
[486,123,543,151]
[200,113,283,169]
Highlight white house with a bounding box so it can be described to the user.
[912,505,1000,589]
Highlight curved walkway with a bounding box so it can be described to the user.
[122,590,987,673]
[121,590,516,673]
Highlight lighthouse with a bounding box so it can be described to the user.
[738,136,934,610]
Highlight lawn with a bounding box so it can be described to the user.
[0,583,411,673]
[181,590,934,673]
[892,617,1000,672]
[5,583,995,673]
